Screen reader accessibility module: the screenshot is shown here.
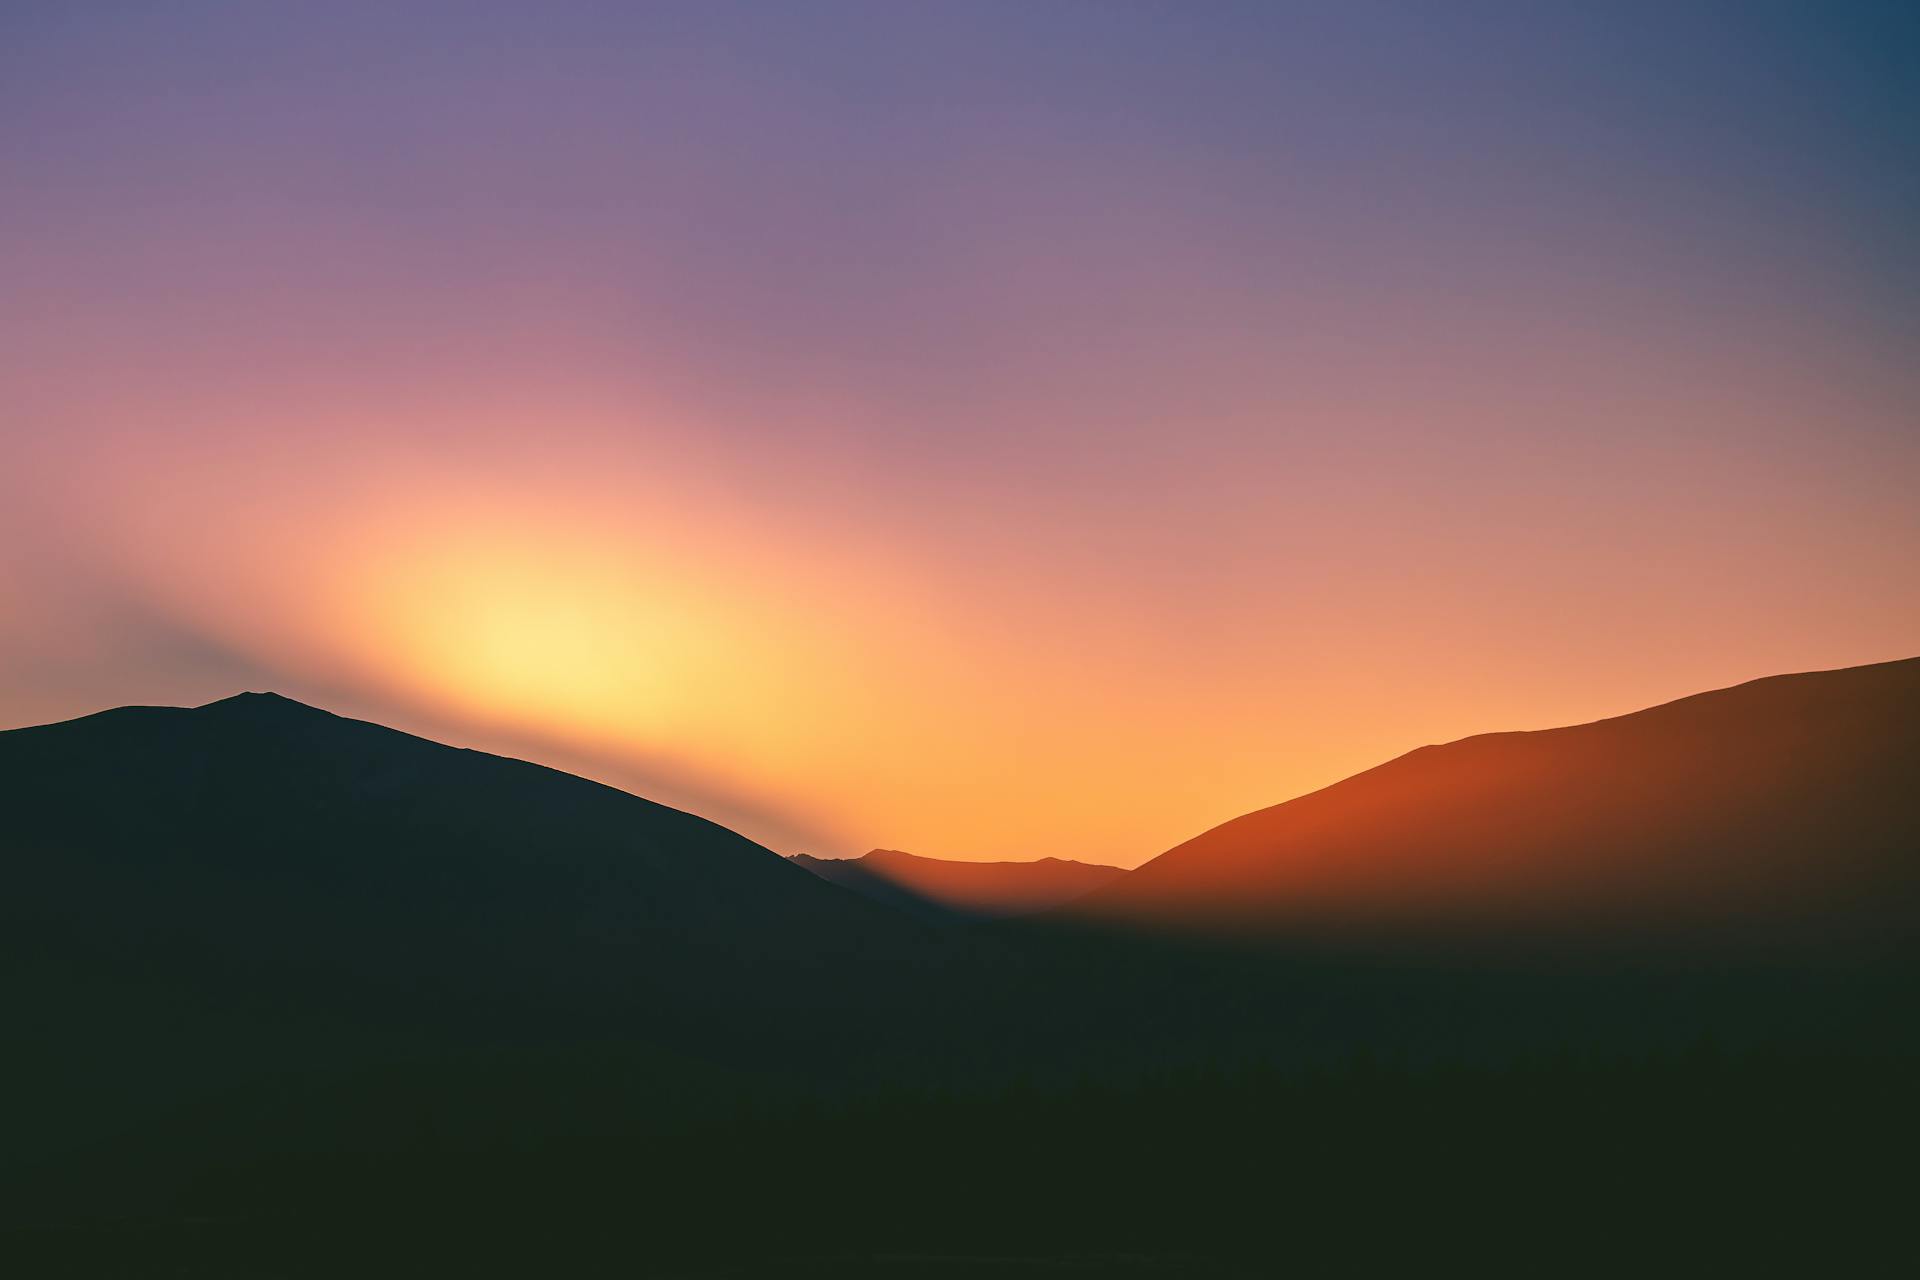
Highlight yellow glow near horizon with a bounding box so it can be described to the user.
[365,541,696,742]
[28,422,1917,870]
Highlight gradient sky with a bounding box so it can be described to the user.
[3,1,1916,865]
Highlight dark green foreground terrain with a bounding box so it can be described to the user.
[4,670,1915,1274]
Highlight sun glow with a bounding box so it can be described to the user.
[357,539,703,742]
[6,0,1917,868]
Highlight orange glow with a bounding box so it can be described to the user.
[11,374,1910,871]
[5,35,1918,869]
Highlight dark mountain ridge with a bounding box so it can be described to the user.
[0,691,968,1033]
[4,671,1917,1271]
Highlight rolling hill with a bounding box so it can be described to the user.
[1068,657,1920,951]
[0,690,1016,1213]
[0,691,955,1012]
[3,674,1915,1269]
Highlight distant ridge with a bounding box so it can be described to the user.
[1068,656,1920,951]
[791,848,1125,919]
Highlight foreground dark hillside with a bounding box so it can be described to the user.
[3,670,1917,1273]
[0,692,1015,1186]
[11,1036,1915,1275]
[0,691,968,1023]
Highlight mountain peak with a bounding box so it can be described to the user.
[195,690,333,718]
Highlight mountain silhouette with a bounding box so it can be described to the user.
[789,848,1124,919]
[0,690,1054,1242]
[0,691,964,1032]
[1068,657,1920,951]
[3,677,1915,1271]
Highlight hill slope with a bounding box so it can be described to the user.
[0,691,956,1029]
[1069,657,1920,949]
[790,848,1124,918]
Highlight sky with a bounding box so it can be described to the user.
[3,1,1916,866]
